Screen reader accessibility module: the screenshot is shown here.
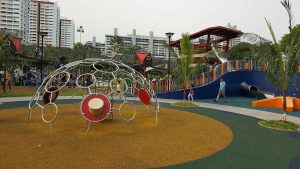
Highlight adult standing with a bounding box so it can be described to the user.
[1,72,12,92]
[215,78,227,103]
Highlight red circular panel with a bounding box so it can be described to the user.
[81,94,111,122]
[138,89,151,106]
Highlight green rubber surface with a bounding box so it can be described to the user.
[160,103,300,169]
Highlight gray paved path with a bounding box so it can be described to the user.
[1,97,300,125]
[156,99,300,125]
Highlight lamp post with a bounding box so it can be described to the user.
[39,31,48,83]
[165,32,174,91]
[77,26,84,43]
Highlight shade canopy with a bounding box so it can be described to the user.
[171,26,243,47]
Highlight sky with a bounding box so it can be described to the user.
[57,0,300,43]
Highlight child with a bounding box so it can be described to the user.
[116,80,122,99]
[188,84,194,101]
[215,78,227,103]
[116,80,121,93]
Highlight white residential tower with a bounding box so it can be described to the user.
[105,28,168,58]
[59,17,75,48]
[0,0,31,44]
[29,0,60,47]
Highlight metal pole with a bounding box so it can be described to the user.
[41,35,44,82]
[77,26,84,44]
[36,2,41,87]
[80,32,81,43]
[36,2,41,52]
[59,19,62,48]
[168,37,171,91]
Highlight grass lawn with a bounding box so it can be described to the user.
[259,120,300,131]
[0,86,109,98]
[172,101,198,107]
[0,86,36,97]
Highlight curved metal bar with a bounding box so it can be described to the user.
[45,71,71,93]
[118,101,136,122]
[109,78,129,95]
[41,103,58,124]
[75,73,96,89]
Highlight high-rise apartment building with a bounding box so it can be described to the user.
[29,0,60,47]
[59,17,75,48]
[86,36,106,54]
[0,0,30,44]
[105,28,168,58]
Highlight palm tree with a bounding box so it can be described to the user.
[166,33,196,100]
[248,0,300,119]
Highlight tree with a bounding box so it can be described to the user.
[280,24,300,56]
[74,42,84,49]
[228,42,258,60]
[21,43,106,67]
[84,42,109,59]
[107,36,124,60]
[121,45,142,65]
[166,33,196,100]
[248,0,300,119]
[0,33,18,93]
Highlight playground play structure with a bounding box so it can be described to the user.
[171,26,243,54]
[154,60,300,111]
[130,26,243,78]
[171,26,243,65]
[253,97,300,112]
[2,25,298,115]
[149,26,300,112]
[27,59,160,134]
[146,26,300,99]
[131,52,155,76]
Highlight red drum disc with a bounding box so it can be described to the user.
[81,94,111,122]
[138,89,151,106]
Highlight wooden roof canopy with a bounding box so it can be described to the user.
[170,26,243,47]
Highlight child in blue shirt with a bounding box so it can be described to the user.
[215,78,227,103]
